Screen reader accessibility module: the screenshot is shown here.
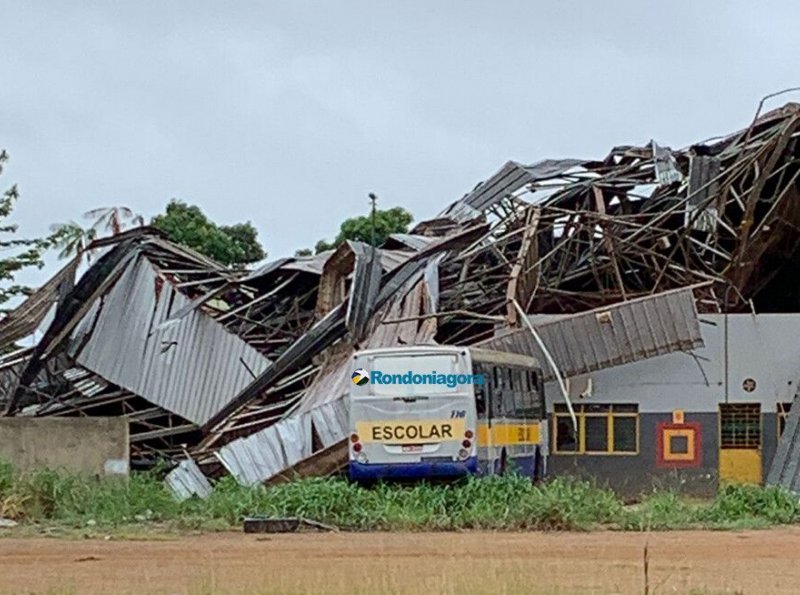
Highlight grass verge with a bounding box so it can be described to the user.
[2,459,800,532]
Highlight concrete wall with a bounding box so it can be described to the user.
[542,314,800,497]
[0,417,129,476]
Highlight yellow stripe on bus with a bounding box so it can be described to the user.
[356,419,467,443]
[477,422,541,446]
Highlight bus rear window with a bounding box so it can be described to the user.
[356,354,472,396]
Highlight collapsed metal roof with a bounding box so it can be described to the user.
[6,99,800,490]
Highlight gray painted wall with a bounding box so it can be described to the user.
[549,413,718,498]
[542,314,800,496]
[0,417,129,476]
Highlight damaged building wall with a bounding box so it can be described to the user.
[544,313,800,497]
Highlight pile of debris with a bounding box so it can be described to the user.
[3,100,800,494]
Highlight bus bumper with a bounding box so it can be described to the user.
[348,457,478,480]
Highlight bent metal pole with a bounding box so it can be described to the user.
[512,299,577,434]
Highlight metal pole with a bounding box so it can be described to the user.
[368,192,377,247]
[512,299,577,434]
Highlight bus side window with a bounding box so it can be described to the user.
[511,368,527,417]
[490,366,504,417]
[474,364,487,417]
[501,368,517,417]
[475,384,487,416]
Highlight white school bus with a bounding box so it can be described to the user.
[347,345,547,481]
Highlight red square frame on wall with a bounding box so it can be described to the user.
[656,422,702,468]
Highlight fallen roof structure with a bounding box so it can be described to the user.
[0,228,420,466]
[170,102,800,494]
[6,99,800,489]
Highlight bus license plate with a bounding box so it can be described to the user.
[402,445,423,453]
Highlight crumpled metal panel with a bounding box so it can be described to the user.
[217,425,286,485]
[346,243,383,340]
[652,140,683,185]
[310,399,349,448]
[293,348,353,416]
[69,256,270,425]
[0,256,79,351]
[766,392,800,494]
[386,233,436,251]
[479,287,703,381]
[165,458,212,501]
[244,252,335,282]
[424,254,443,314]
[216,411,312,486]
[440,159,586,222]
[377,249,414,273]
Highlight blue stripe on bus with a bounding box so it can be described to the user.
[349,457,479,480]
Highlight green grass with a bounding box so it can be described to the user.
[2,459,800,532]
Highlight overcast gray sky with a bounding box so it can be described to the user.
[2,1,799,283]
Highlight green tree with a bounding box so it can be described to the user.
[311,207,413,254]
[84,206,144,235]
[49,221,98,262]
[0,151,53,309]
[314,239,336,254]
[294,248,313,257]
[151,199,266,267]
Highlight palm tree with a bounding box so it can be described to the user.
[49,221,97,262]
[84,206,144,236]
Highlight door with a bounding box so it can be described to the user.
[719,403,762,484]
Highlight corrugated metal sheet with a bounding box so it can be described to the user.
[244,251,334,281]
[244,248,406,284]
[424,254,443,314]
[310,399,349,447]
[387,233,436,252]
[378,250,414,272]
[688,155,722,205]
[63,367,108,397]
[69,256,270,425]
[165,458,213,501]
[767,391,800,493]
[479,287,703,381]
[346,243,383,340]
[652,140,683,185]
[439,159,585,223]
[216,413,312,486]
[0,256,79,350]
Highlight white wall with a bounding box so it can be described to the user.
[544,314,800,413]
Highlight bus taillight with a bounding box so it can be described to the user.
[464,430,474,439]
[350,433,359,443]
[462,439,472,449]
[353,442,363,453]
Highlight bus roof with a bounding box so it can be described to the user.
[353,345,467,359]
[467,346,541,370]
[353,345,540,370]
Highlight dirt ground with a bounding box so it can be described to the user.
[2,528,800,594]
